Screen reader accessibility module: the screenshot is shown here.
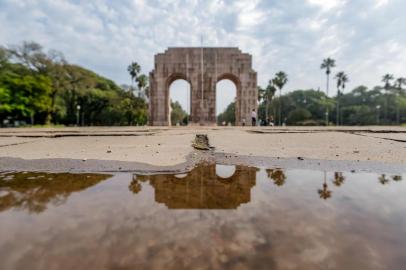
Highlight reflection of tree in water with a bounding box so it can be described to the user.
[266,168,286,186]
[318,172,332,200]
[333,172,345,187]
[133,164,257,209]
[391,175,402,182]
[129,177,142,194]
[379,174,403,185]
[0,172,111,213]
[378,174,390,185]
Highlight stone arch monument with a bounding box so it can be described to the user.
[149,47,257,126]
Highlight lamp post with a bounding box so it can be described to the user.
[376,105,381,125]
[396,92,400,125]
[76,105,81,126]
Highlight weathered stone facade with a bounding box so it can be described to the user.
[149,47,257,126]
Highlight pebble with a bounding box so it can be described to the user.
[297,157,304,160]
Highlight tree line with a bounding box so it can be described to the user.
[0,41,148,127]
[2,42,405,127]
[253,58,405,126]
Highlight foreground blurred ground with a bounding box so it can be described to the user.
[0,126,405,166]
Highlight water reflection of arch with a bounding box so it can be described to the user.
[135,164,257,209]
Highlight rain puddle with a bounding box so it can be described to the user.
[0,164,405,270]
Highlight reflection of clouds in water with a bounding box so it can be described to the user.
[215,164,236,179]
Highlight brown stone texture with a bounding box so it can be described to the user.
[149,47,258,126]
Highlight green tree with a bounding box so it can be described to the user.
[0,46,10,67]
[395,77,406,90]
[217,102,235,125]
[0,73,52,124]
[334,71,349,125]
[395,77,405,124]
[287,108,312,124]
[136,74,148,98]
[1,41,149,126]
[7,42,69,124]
[272,71,288,125]
[127,62,141,88]
[170,101,188,126]
[382,74,394,123]
[321,58,336,125]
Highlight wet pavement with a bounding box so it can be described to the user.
[0,164,405,269]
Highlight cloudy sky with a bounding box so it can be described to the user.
[1,0,405,113]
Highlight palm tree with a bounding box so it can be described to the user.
[272,71,288,126]
[262,81,277,121]
[334,72,349,125]
[382,74,394,123]
[395,77,406,90]
[127,62,141,89]
[136,74,148,98]
[321,58,336,125]
[395,77,405,124]
[382,74,394,90]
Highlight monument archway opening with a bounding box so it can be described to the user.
[149,47,257,126]
[216,78,237,126]
[168,78,191,126]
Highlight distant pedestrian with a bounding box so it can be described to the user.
[270,115,274,126]
[242,118,246,126]
[251,109,257,126]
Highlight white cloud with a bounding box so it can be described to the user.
[374,0,389,9]
[0,0,405,109]
[234,0,266,31]
[307,0,346,12]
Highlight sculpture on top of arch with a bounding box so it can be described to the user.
[148,47,258,126]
